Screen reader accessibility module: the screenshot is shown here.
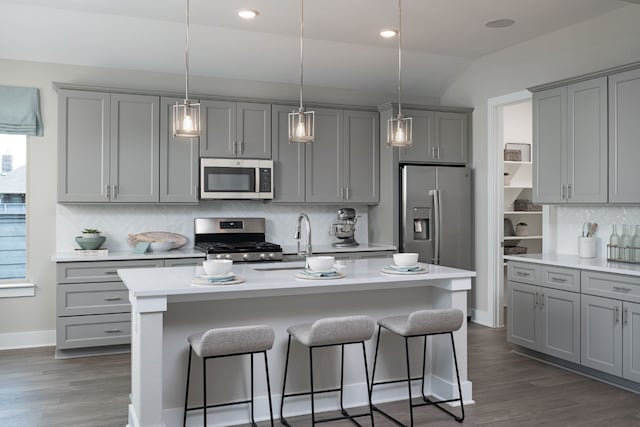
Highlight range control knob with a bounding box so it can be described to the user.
[268,253,277,259]
[259,253,268,260]
[225,254,232,260]
[215,254,224,259]
[243,254,250,261]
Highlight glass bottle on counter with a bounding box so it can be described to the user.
[621,224,632,261]
[634,225,640,262]
[609,224,620,260]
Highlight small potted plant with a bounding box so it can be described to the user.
[81,228,101,238]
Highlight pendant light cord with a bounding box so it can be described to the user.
[185,0,190,103]
[397,0,402,116]
[299,0,304,111]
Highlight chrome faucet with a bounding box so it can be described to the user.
[294,212,312,260]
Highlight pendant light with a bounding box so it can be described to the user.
[387,0,412,147]
[288,0,315,143]
[173,0,200,138]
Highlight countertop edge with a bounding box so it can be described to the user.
[505,254,640,277]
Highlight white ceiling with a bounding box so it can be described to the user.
[0,0,630,98]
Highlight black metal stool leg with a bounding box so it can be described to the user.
[203,357,207,426]
[280,335,292,426]
[309,346,316,427]
[263,351,275,427]
[404,337,414,427]
[251,353,257,427]
[340,344,347,416]
[421,336,427,401]
[370,325,382,399]
[361,341,375,427]
[450,332,465,422]
[183,346,192,427]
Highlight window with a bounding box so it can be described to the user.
[0,134,26,281]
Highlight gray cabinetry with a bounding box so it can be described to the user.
[532,77,607,204]
[160,97,199,203]
[164,257,204,267]
[623,301,640,383]
[306,108,342,203]
[342,110,379,203]
[507,262,581,363]
[581,294,622,376]
[433,111,468,164]
[57,90,160,203]
[609,68,640,203]
[272,105,305,203]
[200,100,271,159]
[398,109,434,162]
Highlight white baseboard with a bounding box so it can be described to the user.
[470,309,493,327]
[0,329,55,350]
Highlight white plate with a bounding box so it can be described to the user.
[388,264,419,270]
[381,266,429,275]
[192,275,245,286]
[296,271,346,280]
[201,272,234,279]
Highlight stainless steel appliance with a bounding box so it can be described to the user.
[194,217,282,262]
[400,165,472,271]
[330,208,359,247]
[200,158,273,200]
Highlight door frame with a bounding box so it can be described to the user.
[486,90,531,328]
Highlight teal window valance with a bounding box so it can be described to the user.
[0,86,43,136]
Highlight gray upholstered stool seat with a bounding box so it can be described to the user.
[188,324,275,357]
[286,315,375,347]
[280,315,376,426]
[371,308,465,426]
[377,308,464,337]
[184,324,275,427]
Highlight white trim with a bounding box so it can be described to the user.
[470,308,493,327]
[0,282,35,298]
[0,329,55,350]
[487,90,532,328]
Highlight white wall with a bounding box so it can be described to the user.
[0,58,437,340]
[441,5,640,322]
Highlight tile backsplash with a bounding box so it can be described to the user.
[57,202,369,252]
[556,206,640,258]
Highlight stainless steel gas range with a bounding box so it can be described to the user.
[193,217,283,262]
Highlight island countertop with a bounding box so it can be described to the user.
[119,258,475,300]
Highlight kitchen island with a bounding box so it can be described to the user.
[119,258,475,427]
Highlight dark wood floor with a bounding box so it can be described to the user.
[1,324,639,426]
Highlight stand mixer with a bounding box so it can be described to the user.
[330,208,359,247]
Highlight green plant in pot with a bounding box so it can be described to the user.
[76,228,106,250]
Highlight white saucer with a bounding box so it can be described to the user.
[296,271,346,280]
[192,275,245,286]
[202,272,234,279]
[389,264,419,270]
[381,264,429,275]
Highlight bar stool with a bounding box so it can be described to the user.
[280,315,376,426]
[370,309,465,426]
[183,324,275,427]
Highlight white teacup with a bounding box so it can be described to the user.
[203,259,233,276]
[307,256,335,272]
[393,252,419,267]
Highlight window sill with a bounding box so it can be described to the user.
[0,283,35,298]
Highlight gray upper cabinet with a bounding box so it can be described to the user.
[533,77,607,204]
[609,68,640,203]
[271,105,305,203]
[58,90,110,202]
[433,111,468,164]
[306,108,342,203]
[58,90,160,203]
[110,93,159,203]
[200,100,271,159]
[342,110,379,203]
[398,109,434,162]
[159,97,199,203]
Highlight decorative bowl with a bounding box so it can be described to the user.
[75,236,106,250]
[307,256,335,273]
[203,259,233,276]
[393,252,419,267]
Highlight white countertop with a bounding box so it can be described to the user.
[505,253,640,277]
[119,257,475,300]
[280,242,397,255]
[52,248,205,262]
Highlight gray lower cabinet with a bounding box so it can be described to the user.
[164,257,204,267]
[200,100,271,159]
[58,90,160,203]
[609,68,640,203]
[623,300,640,383]
[581,294,623,376]
[56,259,164,351]
[159,97,199,203]
[272,106,379,204]
[507,263,581,363]
[532,77,607,204]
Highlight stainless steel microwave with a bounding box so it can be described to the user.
[200,158,273,200]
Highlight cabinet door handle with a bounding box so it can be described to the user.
[105,184,110,200]
[615,306,620,324]
[112,185,118,199]
[104,329,122,333]
[436,147,441,159]
[239,141,244,154]
[431,147,436,159]
[346,187,350,200]
[104,297,122,302]
[540,292,545,308]
[561,184,566,200]
[534,292,538,308]
[613,286,632,293]
[567,184,572,199]
[232,141,237,155]
[551,277,567,283]
[623,307,629,326]
[104,271,118,275]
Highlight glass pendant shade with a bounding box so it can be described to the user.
[288,108,315,143]
[173,101,201,138]
[387,113,412,147]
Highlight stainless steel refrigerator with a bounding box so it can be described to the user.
[400,165,473,272]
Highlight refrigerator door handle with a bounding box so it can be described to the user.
[431,189,441,264]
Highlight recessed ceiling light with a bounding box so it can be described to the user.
[380,29,398,38]
[485,18,515,28]
[238,9,259,19]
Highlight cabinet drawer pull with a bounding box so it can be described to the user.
[104,297,122,301]
[551,277,567,283]
[613,286,632,293]
[104,271,118,275]
[516,271,530,277]
[104,328,122,333]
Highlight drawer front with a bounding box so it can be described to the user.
[57,282,130,316]
[56,313,131,350]
[540,266,580,292]
[164,257,203,267]
[581,271,640,303]
[57,259,164,283]
[507,262,540,285]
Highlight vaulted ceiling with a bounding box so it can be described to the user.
[0,0,631,98]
